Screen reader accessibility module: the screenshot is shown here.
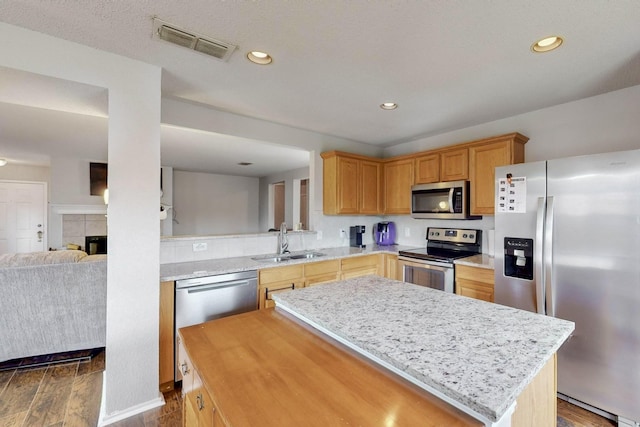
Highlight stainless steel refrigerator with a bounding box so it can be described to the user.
[494,149,640,424]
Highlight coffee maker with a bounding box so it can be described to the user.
[350,225,366,248]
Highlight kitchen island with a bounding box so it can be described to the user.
[179,276,574,426]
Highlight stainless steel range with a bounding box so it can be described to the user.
[398,227,481,293]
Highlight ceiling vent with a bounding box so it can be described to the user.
[152,18,236,62]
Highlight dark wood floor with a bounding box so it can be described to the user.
[0,348,617,427]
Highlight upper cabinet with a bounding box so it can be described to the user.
[321,132,527,216]
[414,153,440,184]
[440,147,469,181]
[321,151,381,215]
[383,158,414,214]
[469,133,528,215]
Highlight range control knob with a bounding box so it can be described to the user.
[469,234,474,239]
[463,234,468,238]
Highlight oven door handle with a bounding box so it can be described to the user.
[398,256,453,270]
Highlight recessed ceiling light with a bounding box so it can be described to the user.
[380,102,398,110]
[531,36,563,53]
[0,159,7,167]
[247,51,273,65]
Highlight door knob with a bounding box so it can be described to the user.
[37,230,43,242]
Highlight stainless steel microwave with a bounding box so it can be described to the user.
[411,180,479,219]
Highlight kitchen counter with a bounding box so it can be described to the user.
[160,244,409,281]
[455,253,495,270]
[273,276,574,425]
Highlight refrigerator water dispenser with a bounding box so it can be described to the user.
[504,237,533,280]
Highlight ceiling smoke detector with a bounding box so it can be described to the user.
[152,18,236,62]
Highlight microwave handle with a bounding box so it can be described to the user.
[448,188,455,213]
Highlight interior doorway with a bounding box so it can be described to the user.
[273,181,285,229]
[0,181,47,254]
[299,178,308,230]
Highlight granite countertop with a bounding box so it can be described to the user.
[455,253,495,270]
[273,276,574,423]
[160,245,410,281]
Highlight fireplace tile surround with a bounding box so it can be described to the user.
[62,214,107,250]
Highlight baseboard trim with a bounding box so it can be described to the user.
[98,373,165,426]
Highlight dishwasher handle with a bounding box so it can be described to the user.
[181,279,255,294]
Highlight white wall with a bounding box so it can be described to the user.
[50,157,105,205]
[383,84,640,161]
[0,164,49,182]
[259,167,309,232]
[0,22,162,425]
[173,170,259,235]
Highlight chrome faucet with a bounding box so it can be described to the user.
[277,222,289,255]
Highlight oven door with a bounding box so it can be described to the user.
[398,256,454,293]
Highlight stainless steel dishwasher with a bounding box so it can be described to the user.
[175,270,258,380]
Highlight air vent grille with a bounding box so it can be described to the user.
[152,18,236,62]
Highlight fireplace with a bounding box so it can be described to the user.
[85,236,107,255]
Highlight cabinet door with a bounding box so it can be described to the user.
[383,159,414,214]
[469,141,513,215]
[336,156,359,214]
[184,389,200,427]
[341,254,382,279]
[414,153,440,184]
[259,281,302,309]
[359,159,382,214]
[384,254,398,279]
[440,148,468,181]
[177,334,194,395]
[159,281,175,392]
[304,259,340,287]
[455,265,494,302]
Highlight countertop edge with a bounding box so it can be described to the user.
[160,245,406,282]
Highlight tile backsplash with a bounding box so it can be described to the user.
[62,214,107,249]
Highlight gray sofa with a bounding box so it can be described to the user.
[0,250,107,362]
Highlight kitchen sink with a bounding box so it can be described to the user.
[289,252,325,259]
[251,252,325,262]
[251,255,291,262]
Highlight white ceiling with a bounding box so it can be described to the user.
[1,1,639,174]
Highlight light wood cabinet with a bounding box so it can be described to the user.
[181,338,227,427]
[414,153,440,184]
[341,254,382,279]
[383,158,414,214]
[359,159,382,214]
[258,265,305,309]
[440,147,468,181]
[382,254,398,279]
[455,264,494,302]
[321,151,381,215]
[469,133,527,215]
[304,259,341,287]
[159,280,175,392]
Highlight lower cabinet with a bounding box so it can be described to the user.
[340,254,381,279]
[258,264,305,309]
[257,254,392,309]
[180,332,227,427]
[382,254,398,279]
[455,264,494,302]
[304,259,341,287]
[159,280,175,392]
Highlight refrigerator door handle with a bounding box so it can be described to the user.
[544,196,555,317]
[535,197,546,315]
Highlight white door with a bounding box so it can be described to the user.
[0,181,47,254]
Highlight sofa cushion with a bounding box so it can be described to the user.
[0,250,88,267]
